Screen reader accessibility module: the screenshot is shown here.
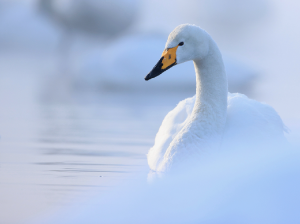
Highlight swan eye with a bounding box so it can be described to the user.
[178,42,184,46]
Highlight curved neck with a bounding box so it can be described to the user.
[158,39,229,172]
[190,40,228,135]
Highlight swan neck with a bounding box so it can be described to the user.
[191,42,228,132]
[194,43,227,103]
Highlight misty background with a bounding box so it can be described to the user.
[0,0,300,223]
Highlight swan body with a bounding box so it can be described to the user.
[146,24,286,173]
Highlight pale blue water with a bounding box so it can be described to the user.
[0,70,193,224]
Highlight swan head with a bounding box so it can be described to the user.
[145,24,211,81]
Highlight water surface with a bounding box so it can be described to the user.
[0,70,193,224]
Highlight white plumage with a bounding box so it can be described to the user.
[146,24,286,173]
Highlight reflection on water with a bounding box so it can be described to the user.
[0,72,193,224]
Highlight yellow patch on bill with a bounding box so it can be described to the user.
[161,46,178,69]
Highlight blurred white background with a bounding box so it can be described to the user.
[0,0,300,223]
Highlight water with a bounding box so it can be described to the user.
[0,62,194,224]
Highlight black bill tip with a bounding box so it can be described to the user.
[144,57,176,81]
[144,75,151,81]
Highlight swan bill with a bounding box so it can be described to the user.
[145,46,178,81]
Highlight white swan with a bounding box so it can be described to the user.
[145,24,286,173]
